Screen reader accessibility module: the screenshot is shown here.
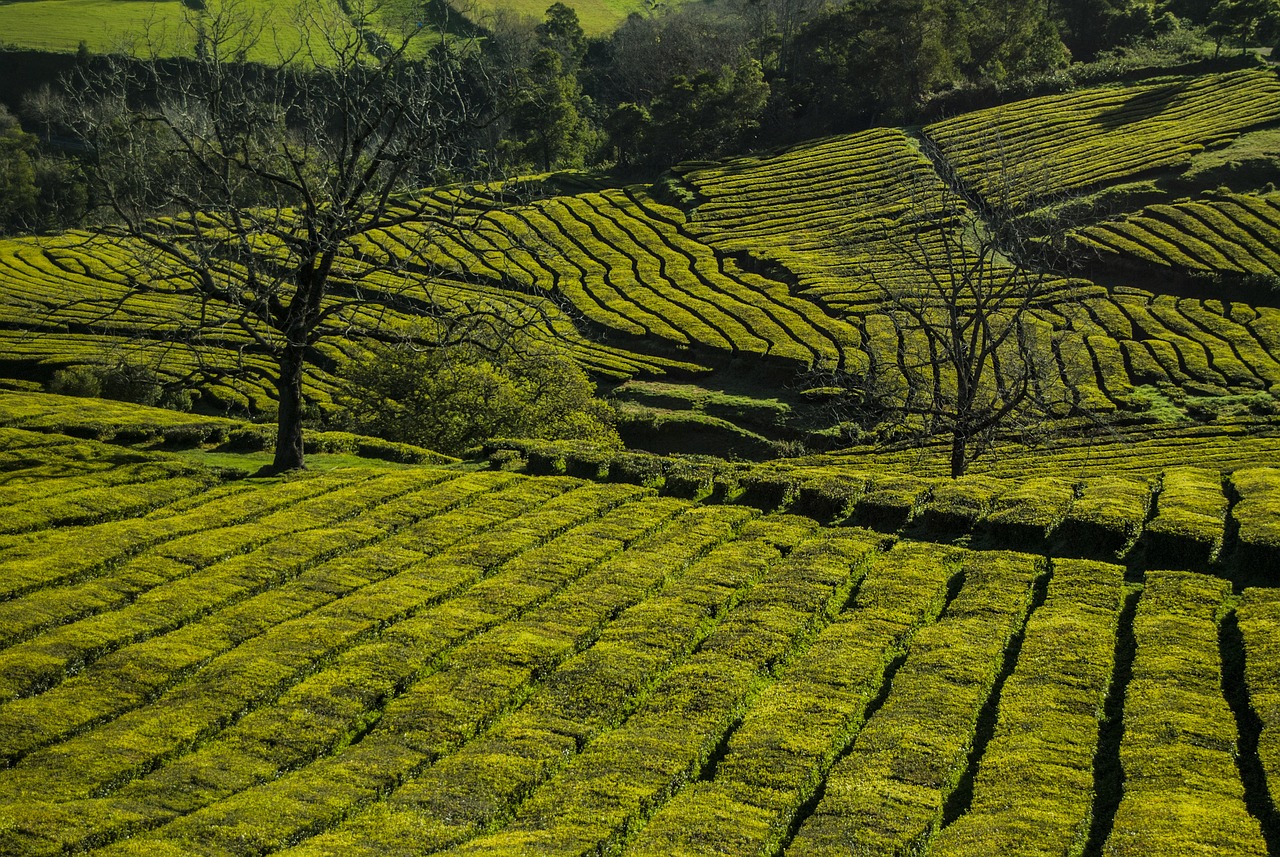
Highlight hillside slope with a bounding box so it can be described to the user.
[2,68,1279,457]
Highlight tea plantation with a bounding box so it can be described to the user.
[5,67,1280,446]
[4,62,1280,854]
[0,409,1279,855]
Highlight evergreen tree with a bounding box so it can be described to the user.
[504,4,596,170]
[0,107,39,233]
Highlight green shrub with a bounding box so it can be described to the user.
[985,476,1078,545]
[1231,467,1280,578]
[855,473,934,531]
[791,550,1043,855]
[735,471,799,512]
[160,423,226,448]
[921,475,1006,532]
[607,451,665,488]
[1055,476,1153,558]
[47,366,102,398]
[337,339,620,456]
[1144,466,1228,568]
[792,473,868,522]
[1104,571,1265,856]
[223,426,273,452]
[661,457,722,501]
[930,558,1124,857]
[488,448,525,471]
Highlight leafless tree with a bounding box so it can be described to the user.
[814,149,1091,477]
[50,0,511,472]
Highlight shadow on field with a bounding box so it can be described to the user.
[1092,82,1191,130]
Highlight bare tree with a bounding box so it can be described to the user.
[815,152,1088,477]
[51,0,503,472]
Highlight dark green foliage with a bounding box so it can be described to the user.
[47,359,191,411]
[0,105,86,236]
[46,366,101,399]
[1207,0,1280,54]
[607,450,666,488]
[855,472,935,531]
[660,457,723,501]
[632,56,770,167]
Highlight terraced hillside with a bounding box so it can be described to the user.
[1,426,1279,855]
[923,69,1280,209]
[1068,190,1280,278]
[3,67,1279,454]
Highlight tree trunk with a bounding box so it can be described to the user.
[950,431,967,478]
[270,345,307,473]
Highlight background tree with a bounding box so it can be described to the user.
[498,3,597,170]
[1207,0,1280,53]
[54,0,496,472]
[817,161,1084,477]
[0,106,39,231]
[634,55,769,166]
[1052,0,1156,59]
[0,104,85,235]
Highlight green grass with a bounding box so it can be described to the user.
[456,0,652,36]
[0,0,360,61]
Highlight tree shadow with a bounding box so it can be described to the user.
[1091,83,1190,130]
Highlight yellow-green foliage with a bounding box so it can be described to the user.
[3,436,1279,856]
[789,550,1044,856]
[930,558,1125,857]
[923,474,1008,530]
[856,471,936,529]
[926,70,1280,208]
[0,227,701,419]
[9,482,670,854]
[1057,475,1153,556]
[0,0,364,62]
[306,524,878,856]
[624,540,961,857]
[6,71,1280,431]
[1103,571,1266,856]
[1071,192,1280,276]
[437,188,859,368]
[109,506,764,854]
[817,415,1280,479]
[1145,466,1229,566]
[1238,588,1280,818]
[1231,468,1280,573]
[985,476,1078,541]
